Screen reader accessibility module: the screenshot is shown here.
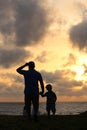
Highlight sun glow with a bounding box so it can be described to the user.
[71,65,85,80]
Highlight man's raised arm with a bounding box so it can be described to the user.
[16,63,28,74]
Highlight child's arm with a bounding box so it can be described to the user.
[39,92,46,97]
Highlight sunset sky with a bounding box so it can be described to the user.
[0,0,87,102]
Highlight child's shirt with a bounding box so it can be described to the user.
[44,91,57,105]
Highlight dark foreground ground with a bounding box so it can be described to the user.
[0,112,87,130]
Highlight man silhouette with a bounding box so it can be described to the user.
[16,61,44,121]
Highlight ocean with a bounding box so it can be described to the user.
[0,102,87,115]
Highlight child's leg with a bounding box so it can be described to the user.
[51,104,56,115]
[46,105,50,118]
[47,110,50,117]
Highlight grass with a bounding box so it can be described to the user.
[0,114,87,130]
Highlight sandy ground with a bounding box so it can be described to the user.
[0,113,87,130]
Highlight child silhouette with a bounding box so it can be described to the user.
[40,84,57,117]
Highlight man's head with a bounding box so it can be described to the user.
[28,61,35,69]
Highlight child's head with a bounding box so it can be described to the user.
[46,84,52,91]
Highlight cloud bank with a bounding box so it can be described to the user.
[0,48,29,68]
[69,2,87,51]
[0,0,49,47]
[0,0,50,68]
[41,69,84,96]
[0,68,85,101]
[69,20,87,50]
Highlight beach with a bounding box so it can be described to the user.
[0,113,87,130]
[0,102,87,130]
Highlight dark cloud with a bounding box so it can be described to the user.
[0,0,49,47]
[0,73,23,98]
[1,73,23,84]
[57,80,83,96]
[41,69,84,96]
[0,82,23,97]
[0,48,29,68]
[41,69,77,84]
[69,20,87,50]
[69,3,87,51]
[14,0,49,46]
[0,0,15,38]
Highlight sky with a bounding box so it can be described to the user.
[0,0,87,102]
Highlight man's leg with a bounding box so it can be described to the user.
[32,95,39,121]
[25,94,31,118]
